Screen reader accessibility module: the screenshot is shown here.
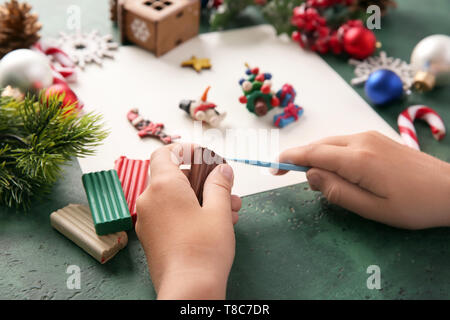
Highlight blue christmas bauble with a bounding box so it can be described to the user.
[364,69,404,105]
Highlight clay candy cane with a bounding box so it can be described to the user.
[397,105,446,150]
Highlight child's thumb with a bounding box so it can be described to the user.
[202,164,234,213]
[306,168,381,217]
[306,168,345,205]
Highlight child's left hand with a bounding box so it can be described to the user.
[136,143,241,300]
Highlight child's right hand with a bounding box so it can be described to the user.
[273,131,450,230]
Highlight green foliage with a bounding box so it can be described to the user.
[210,0,306,34]
[262,0,304,35]
[0,90,108,209]
[209,0,389,35]
[209,0,255,30]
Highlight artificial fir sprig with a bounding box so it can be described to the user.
[209,0,395,35]
[0,90,108,209]
[209,0,251,30]
[261,0,304,35]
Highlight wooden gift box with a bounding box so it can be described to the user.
[118,0,200,57]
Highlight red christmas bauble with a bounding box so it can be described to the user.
[44,83,81,112]
[343,27,376,59]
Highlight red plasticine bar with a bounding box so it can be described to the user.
[114,156,150,225]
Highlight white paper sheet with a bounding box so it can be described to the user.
[74,25,401,197]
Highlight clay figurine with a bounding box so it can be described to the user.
[181,56,212,73]
[238,63,280,116]
[238,64,304,128]
[127,108,180,144]
[179,86,226,127]
[273,102,304,129]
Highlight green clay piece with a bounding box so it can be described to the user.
[82,170,132,236]
[246,91,273,114]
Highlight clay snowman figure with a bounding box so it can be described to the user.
[179,86,226,127]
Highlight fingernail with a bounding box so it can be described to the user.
[269,157,280,175]
[220,164,234,182]
[307,173,322,191]
[269,167,279,175]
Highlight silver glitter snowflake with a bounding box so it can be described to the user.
[57,30,118,69]
[130,18,150,43]
[349,51,414,91]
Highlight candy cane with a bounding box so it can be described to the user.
[32,41,85,111]
[33,41,77,84]
[397,105,446,150]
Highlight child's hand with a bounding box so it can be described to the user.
[135,144,241,299]
[273,131,450,230]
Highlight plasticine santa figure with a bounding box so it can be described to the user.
[127,108,180,144]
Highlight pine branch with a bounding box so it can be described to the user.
[209,0,256,30]
[209,0,305,33]
[0,90,108,209]
[208,0,394,35]
[262,0,304,35]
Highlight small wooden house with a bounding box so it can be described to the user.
[117,0,200,57]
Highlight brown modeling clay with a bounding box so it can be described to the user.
[189,147,226,205]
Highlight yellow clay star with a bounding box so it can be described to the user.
[181,56,211,73]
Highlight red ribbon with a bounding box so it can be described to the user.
[279,84,295,103]
[33,41,84,110]
[33,41,77,84]
[274,103,302,127]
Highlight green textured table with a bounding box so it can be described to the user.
[1,0,449,299]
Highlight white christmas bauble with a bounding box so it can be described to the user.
[410,34,450,90]
[0,49,53,94]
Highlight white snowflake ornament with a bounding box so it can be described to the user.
[130,18,150,43]
[57,30,119,69]
[349,51,414,91]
